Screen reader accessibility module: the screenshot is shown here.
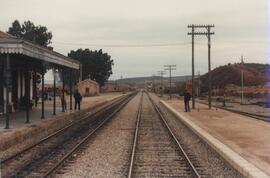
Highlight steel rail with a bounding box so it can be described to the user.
[1,94,131,164]
[171,94,270,122]
[127,92,143,178]
[147,93,201,178]
[197,99,270,122]
[44,93,135,177]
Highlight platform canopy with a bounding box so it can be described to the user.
[0,31,79,69]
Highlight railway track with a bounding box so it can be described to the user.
[198,100,270,122]
[171,94,270,122]
[128,92,203,178]
[1,93,135,178]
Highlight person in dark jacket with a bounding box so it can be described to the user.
[183,90,191,112]
[74,89,82,110]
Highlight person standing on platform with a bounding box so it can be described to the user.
[74,89,82,110]
[183,90,191,112]
[60,90,67,112]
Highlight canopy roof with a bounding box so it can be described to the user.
[0,31,80,70]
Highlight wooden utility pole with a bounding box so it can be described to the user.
[187,25,195,109]
[188,24,215,109]
[207,25,214,109]
[158,71,166,96]
[198,71,200,98]
[240,55,245,104]
[164,65,176,99]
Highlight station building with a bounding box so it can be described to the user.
[102,82,131,92]
[0,31,80,128]
[76,79,100,97]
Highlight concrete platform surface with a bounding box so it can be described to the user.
[0,93,124,132]
[162,98,270,177]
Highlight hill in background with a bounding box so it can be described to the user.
[114,75,192,85]
[200,63,269,91]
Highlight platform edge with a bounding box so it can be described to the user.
[160,100,269,178]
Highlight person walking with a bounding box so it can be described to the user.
[183,90,191,112]
[60,90,67,112]
[74,89,82,111]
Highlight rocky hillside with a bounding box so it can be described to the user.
[200,63,269,90]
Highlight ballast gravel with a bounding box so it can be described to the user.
[57,93,141,178]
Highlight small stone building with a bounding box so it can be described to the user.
[102,82,131,92]
[76,79,99,96]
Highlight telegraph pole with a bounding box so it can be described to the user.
[158,71,166,96]
[198,71,200,98]
[187,25,195,109]
[188,24,215,109]
[152,75,156,92]
[164,65,176,99]
[240,55,245,104]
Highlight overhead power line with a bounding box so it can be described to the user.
[52,41,192,47]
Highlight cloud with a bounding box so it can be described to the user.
[0,0,267,79]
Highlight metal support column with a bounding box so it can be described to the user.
[33,71,37,107]
[69,69,73,110]
[25,71,30,123]
[20,70,23,99]
[53,69,56,115]
[5,54,11,129]
[41,68,45,119]
[62,70,65,112]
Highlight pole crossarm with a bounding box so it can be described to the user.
[164,65,176,67]
[188,32,214,35]
[157,71,166,75]
[188,24,215,28]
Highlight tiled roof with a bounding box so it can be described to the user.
[0,30,80,69]
[0,31,9,38]
[78,79,99,86]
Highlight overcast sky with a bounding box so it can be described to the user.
[0,0,267,79]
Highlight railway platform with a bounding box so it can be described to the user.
[0,93,124,132]
[0,93,125,159]
[161,97,270,177]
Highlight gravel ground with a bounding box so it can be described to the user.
[132,93,193,178]
[150,93,244,178]
[57,93,141,178]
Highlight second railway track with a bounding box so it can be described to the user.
[128,92,204,178]
[171,94,270,122]
[1,93,135,178]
